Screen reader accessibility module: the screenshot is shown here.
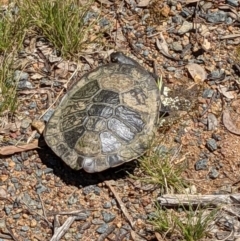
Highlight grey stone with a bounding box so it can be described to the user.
[36,184,48,194]
[14,70,29,81]
[42,109,54,122]
[14,164,22,171]
[75,233,82,239]
[82,185,101,195]
[208,167,219,179]
[102,211,116,223]
[96,224,109,234]
[99,18,109,27]
[226,0,239,7]
[92,218,105,225]
[206,138,217,152]
[35,170,43,177]
[202,89,214,98]
[166,66,176,72]
[103,202,112,209]
[207,113,218,131]
[4,205,13,215]
[195,158,208,171]
[205,11,227,23]
[43,168,53,174]
[21,117,32,129]
[172,15,183,24]
[172,42,183,52]
[111,199,117,206]
[68,196,78,205]
[11,178,18,183]
[178,21,193,34]
[29,102,37,109]
[75,213,88,221]
[13,214,20,219]
[212,133,221,141]
[18,80,33,89]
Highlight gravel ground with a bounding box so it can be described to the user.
[1,0,240,240]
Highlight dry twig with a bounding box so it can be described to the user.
[104,180,135,229]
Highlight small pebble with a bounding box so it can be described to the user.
[21,225,29,232]
[103,202,112,209]
[43,167,53,174]
[208,167,219,179]
[13,214,20,219]
[68,196,78,205]
[111,199,117,206]
[226,0,239,7]
[206,138,217,152]
[96,224,109,234]
[195,158,208,171]
[0,187,7,198]
[30,219,37,228]
[82,185,101,195]
[202,89,214,98]
[21,118,32,129]
[212,133,221,141]
[92,218,105,225]
[42,109,54,122]
[102,211,116,223]
[172,42,183,52]
[18,80,33,89]
[4,205,12,215]
[36,184,48,194]
[14,70,29,81]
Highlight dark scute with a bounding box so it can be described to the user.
[108,118,135,142]
[108,154,124,167]
[116,106,145,132]
[77,156,84,167]
[71,80,100,100]
[93,90,120,105]
[61,111,86,129]
[88,104,113,118]
[56,143,69,157]
[63,126,85,149]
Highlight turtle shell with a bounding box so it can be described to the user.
[44,63,160,173]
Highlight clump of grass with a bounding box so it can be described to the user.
[0,4,27,53]
[150,204,218,241]
[21,0,103,58]
[135,143,188,193]
[0,55,17,114]
[0,0,105,114]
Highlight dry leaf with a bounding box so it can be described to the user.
[208,113,218,130]
[137,0,151,7]
[0,140,39,155]
[202,38,211,51]
[222,110,240,135]
[156,33,173,59]
[218,85,235,99]
[31,120,45,134]
[31,73,44,80]
[187,63,207,82]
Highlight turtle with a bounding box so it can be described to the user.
[44,52,161,173]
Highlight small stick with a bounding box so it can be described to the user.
[5,223,19,241]
[104,180,135,229]
[50,216,76,241]
[38,193,52,227]
[38,67,78,120]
